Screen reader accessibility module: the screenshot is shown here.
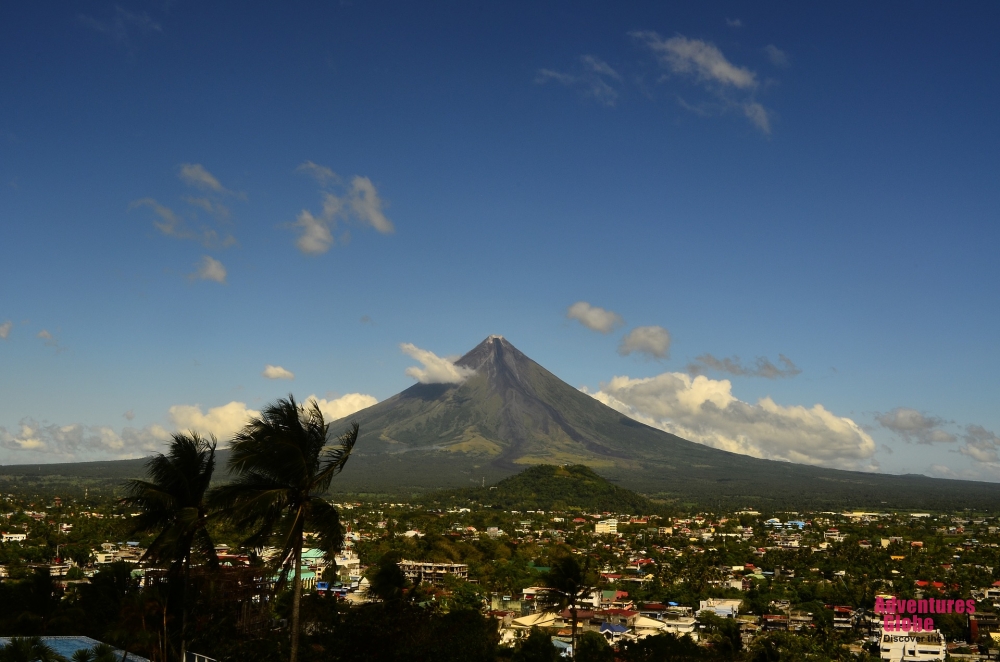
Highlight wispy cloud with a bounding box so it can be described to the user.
[536,55,623,106]
[130,198,236,248]
[400,343,475,385]
[262,364,295,380]
[764,44,790,68]
[631,31,772,134]
[959,425,1000,466]
[619,326,671,359]
[36,329,65,353]
[567,301,624,334]
[189,256,227,284]
[78,6,162,42]
[290,163,394,255]
[0,321,11,340]
[725,18,743,28]
[179,163,228,194]
[688,353,801,379]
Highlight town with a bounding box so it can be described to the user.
[1,482,998,661]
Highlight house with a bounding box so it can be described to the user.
[1,532,26,543]
[397,560,468,585]
[595,520,618,535]
[699,598,741,618]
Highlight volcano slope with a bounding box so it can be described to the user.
[324,336,1000,510]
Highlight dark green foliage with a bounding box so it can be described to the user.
[512,627,558,662]
[0,636,66,662]
[328,602,498,662]
[617,633,709,661]
[437,464,655,513]
[575,631,613,662]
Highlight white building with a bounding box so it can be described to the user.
[595,519,618,535]
[1,532,26,543]
[878,629,945,661]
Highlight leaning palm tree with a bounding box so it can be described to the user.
[541,554,595,658]
[121,432,218,662]
[211,395,358,662]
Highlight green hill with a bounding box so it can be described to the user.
[429,464,657,513]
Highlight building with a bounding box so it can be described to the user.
[398,560,468,585]
[595,519,618,535]
[1,532,26,543]
[877,629,945,661]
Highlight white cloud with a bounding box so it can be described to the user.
[400,343,475,385]
[535,55,622,107]
[183,196,231,220]
[190,255,227,284]
[290,165,394,255]
[293,209,335,254]
[619,326,671,359]
[0,419,169,459]
[632,32,757,89]
[958,425,1000,466]
[743,102,772,135]
[631,31,772,134]
[349,176,395,234]
[179,163,226,193]
[688,353,801,379]
[263,364,295,380]
[0,321,11,339]
[123,410,135,421]
[168,401,259,441]
[584,371,877,471]
[304,393,378,422]
[725,18,743,28]
[764,44,790,67]
[876,408,956,444]
[567,301,624,334]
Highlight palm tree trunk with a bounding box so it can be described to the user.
[290,541,303,662]
[180,555,188,662]
[570,598,577,659]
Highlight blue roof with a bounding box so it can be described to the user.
[599,623,628,634]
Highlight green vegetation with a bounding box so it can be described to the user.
[430,464,657,513]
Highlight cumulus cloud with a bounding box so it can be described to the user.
[958,425,1000,466]
[290,165,394,255]
[876,408,956,444]
[130,198,236,248]
[567,301,624,334]
[0,392,378,461]
[536,55,623,106]
[584,371,877,470]
[0,419,169,459]
[190,256,227,284]
[400,343,476,385]
[631,31,772,134]
[263,364,295,380]
[168,401,259,441]
[764,44,790,67]
[0,321,11,339]
[303,393,378,422]
[688,353,801,379]
[619,326,671,359]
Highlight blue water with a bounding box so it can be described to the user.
[0,636,150,661]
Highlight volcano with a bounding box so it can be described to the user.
[325,336,1000,509]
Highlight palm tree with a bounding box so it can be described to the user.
[211,395,358,662]
[0,637,65,662]
[542,554,594,658]
[121,432,218,662]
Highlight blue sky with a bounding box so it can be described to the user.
[2,1,999,479]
